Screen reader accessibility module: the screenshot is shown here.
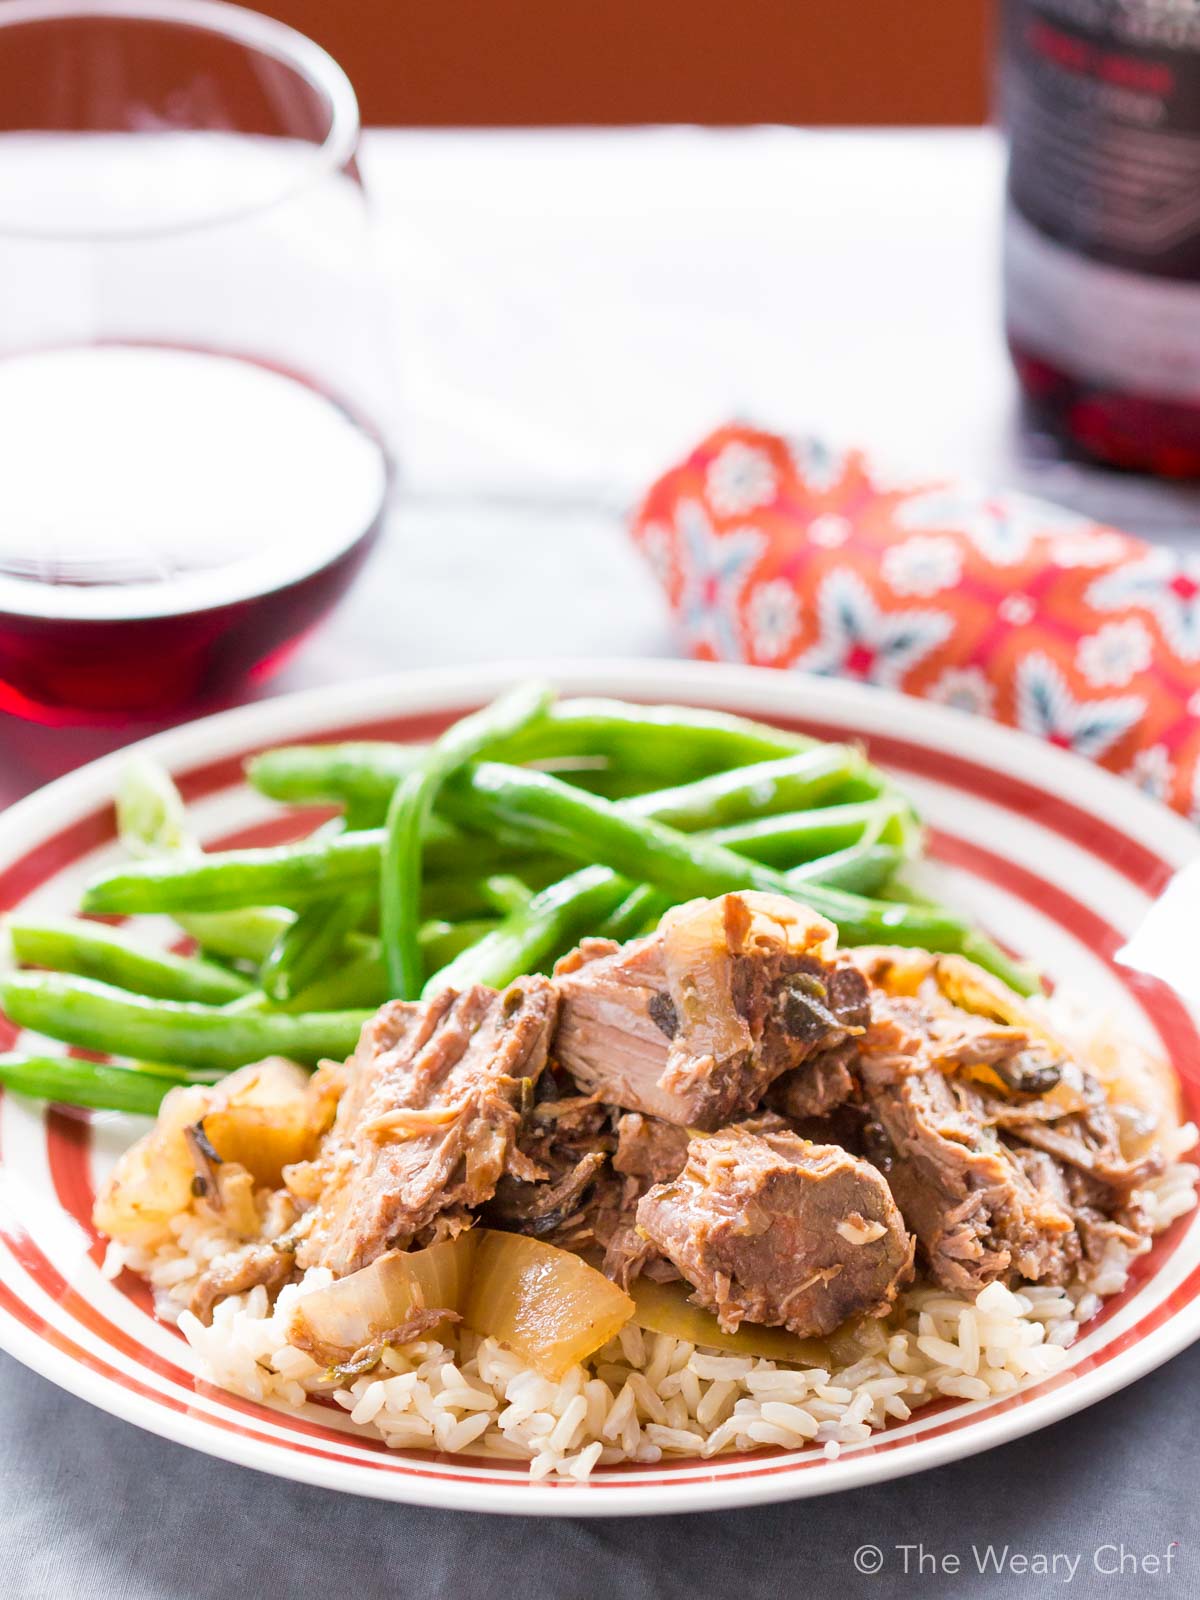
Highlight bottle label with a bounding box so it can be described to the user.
[1005,206,1200,399]
[1003,0,1200,280]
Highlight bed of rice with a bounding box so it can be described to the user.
[104,1132,1198,1484]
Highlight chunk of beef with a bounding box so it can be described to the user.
[488,1094,690,1284]
[766,1037,861,1121]
[483,1069,616,1249]
[295,977,556,1277]
[608,1112,793,1290]
[1001,1069,1163,1194]
[601,1217,663,1289]
[562,1112,694,1288]
[613,1113,691,1185]
[636,1126,914,1336]
[858,999,1082,1291]
[1008,1148,1149,1277]
[1061,1166,1152,1268]
[553,892,867,1129]
[1005,1146,1083,1280]
[486,1153,608,1239]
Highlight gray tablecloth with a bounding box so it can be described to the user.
[3,130,1199,1598]
[4,1345,1196,1597]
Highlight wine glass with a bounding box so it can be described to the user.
[0,0,394,721]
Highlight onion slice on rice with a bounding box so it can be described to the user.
[288,1232,478,1367]
[464,1230,634,1380]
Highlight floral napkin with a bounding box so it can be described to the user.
[632,423,1200,818]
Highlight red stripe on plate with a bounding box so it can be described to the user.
[0,808,116,913]
[792,715,1174,895]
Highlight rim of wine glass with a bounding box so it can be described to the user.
[0,0,362,241]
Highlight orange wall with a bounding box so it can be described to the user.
[255,1,992,127]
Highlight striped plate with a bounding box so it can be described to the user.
[0,660,1197,1516]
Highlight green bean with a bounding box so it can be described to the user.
[117,757,302,967]
[403,840,898,997]
[381,681,555,999]
[7,916,252,1005]
[559,768,667,802]
[596,837,902,945]
[503,698,819,774]
[479,875,534,915]
[229,961,382,1016]
[428,829,913,995]
[269,951,387,1013]
[456,759,897,858]
[421,820,524,877]
[1,973,371,1070]
[231,917,500,1015]
[620,748,876,832]
[786,841,903,895]
[428,868,630,994]
[590,834,901,948]
[417,875,521,922]
[440,763,824,905]
[342,796,391,833]
[0,1052,187,1115]
[86,830,387,913]
[175,907,292,965]
[259,893,370,1003]
[92,756,1021,978]
[88,768,921,975]
[88,832,542,920]
[246,741,425,813]
[111,1056,222,1082]
[246,698,822,817]
[418,918,501,974]
[595,883,668,941]
[708,798,916,865]
[440,762,1034,989]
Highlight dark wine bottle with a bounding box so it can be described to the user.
[1001,0,1200,477]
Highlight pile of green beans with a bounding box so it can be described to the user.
[0,684,1036,1114]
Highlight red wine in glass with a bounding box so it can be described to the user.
[0,2,394,721]
[0,343,390,722]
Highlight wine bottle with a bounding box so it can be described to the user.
[1001,0,1200,476]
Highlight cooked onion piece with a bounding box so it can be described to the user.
[465,1229,634,1380]
[93,1082,213,1248]
[288,1232,478,1367]
[1057,1016,1189,1158]
[199,1056,334,1188]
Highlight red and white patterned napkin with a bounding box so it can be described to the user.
[632,423,1200,818]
